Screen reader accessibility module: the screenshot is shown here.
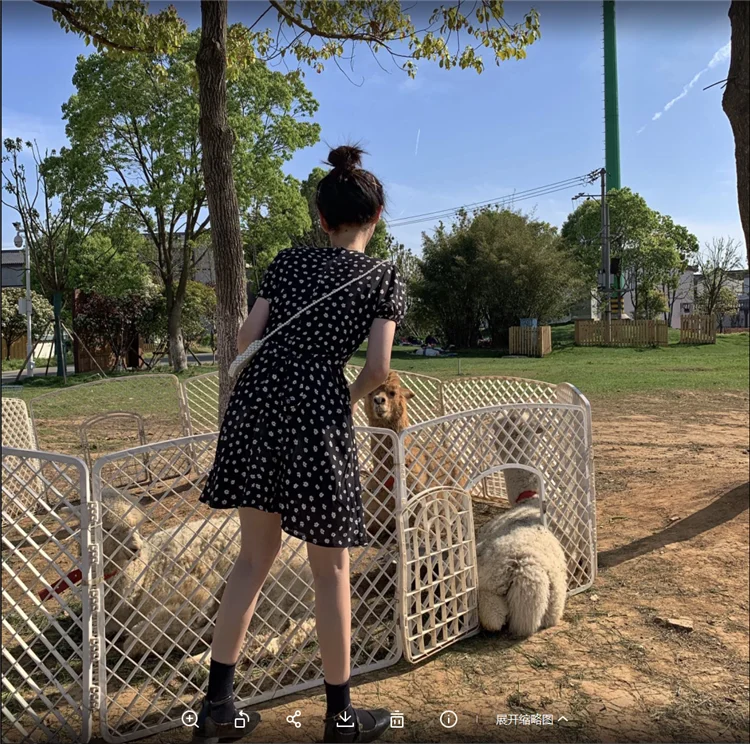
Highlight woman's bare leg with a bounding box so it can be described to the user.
[306,544,351,684]
[211,508,282,664]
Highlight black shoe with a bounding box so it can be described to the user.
[191,697,261,744]
[323,705,391,743]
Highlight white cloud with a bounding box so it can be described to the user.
[708,42,730,69]
[638,40,730,134]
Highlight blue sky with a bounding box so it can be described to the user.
[2,1,742,259]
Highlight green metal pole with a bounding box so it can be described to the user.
[603,0,623,315]
[603,0,621,191]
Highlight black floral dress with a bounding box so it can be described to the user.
[200,246,406,547]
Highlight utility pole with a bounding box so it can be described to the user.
[573,169,612,333]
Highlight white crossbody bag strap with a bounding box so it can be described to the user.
[229,262,382,378]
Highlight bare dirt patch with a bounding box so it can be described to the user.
[136,391,750,743]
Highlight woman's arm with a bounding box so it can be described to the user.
[349,318,396,406]
[237,298,271,354]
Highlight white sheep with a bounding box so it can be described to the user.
[475,489,567,637]
[54,488,314,659]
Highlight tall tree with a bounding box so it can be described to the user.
[694,237,743,324]
[722,2,749,268]
[656,214,699,326]
[561,188,693,319]
[415,210,487,347]
[38,0,541,414]
[2,138,108,376]
[415,207,583,347]
[64,29,317,372]
[69,222,155,299]
[294,166,330,248]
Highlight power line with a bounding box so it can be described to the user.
[385,170,599,228]
[386,174,590,227]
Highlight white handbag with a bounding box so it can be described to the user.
[229,263,381,378]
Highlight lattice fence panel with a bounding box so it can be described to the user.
[1,449,94,743]
[553,383,598,554]
[441,376,558,415]
[90,429,401,743]
[29,376,188,462]
[2,398,43,520]
[182,372,220,435]
[399,486,479,662]
[401,405,596,595]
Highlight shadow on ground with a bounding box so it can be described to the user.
[598,481,749,570]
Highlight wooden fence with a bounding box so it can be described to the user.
[575,319,668,347]
[508,325,552,358]
[680,315,716,344]
[1,336,27,360]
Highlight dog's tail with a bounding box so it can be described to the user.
[506,560,550,638]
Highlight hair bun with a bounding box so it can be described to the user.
[326,144,365,171]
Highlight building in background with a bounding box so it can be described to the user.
[1,250,24,288]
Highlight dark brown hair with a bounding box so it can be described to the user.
[315,144,385,231]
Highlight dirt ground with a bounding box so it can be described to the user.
[132,389,749,744]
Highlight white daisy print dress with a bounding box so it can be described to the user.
[200,246,406,547]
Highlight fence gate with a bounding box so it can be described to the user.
[398,486,479,662]
[1,448,95,744]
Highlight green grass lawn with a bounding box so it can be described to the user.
[4,324,748,402]
[354,325,750,398]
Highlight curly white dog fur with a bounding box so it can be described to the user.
[476,489,567,638]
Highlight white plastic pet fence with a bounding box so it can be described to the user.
[2,369,596,743]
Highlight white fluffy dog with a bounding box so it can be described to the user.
[476,481,567,638]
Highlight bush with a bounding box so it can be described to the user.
[414,208,586,347]
[1,289,54,359]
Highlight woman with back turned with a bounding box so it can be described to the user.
[195,145,405,744]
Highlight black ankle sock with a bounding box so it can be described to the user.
[325,680,377,730]
[325,680,351,717]
[207,659,236,723]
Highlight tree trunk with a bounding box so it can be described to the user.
[52,291,66,381]
[196,0,247,422]
[167,299,188,373]
[723,1,750,268]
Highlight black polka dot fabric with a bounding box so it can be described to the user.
[201,246,406,547]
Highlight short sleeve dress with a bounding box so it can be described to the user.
[200,246,406,548]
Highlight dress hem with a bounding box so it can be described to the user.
[198,496,368,548]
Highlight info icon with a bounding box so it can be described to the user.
[390,711,405,729]
[440,710,458,728]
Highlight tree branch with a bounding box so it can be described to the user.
[33,0,151,52]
